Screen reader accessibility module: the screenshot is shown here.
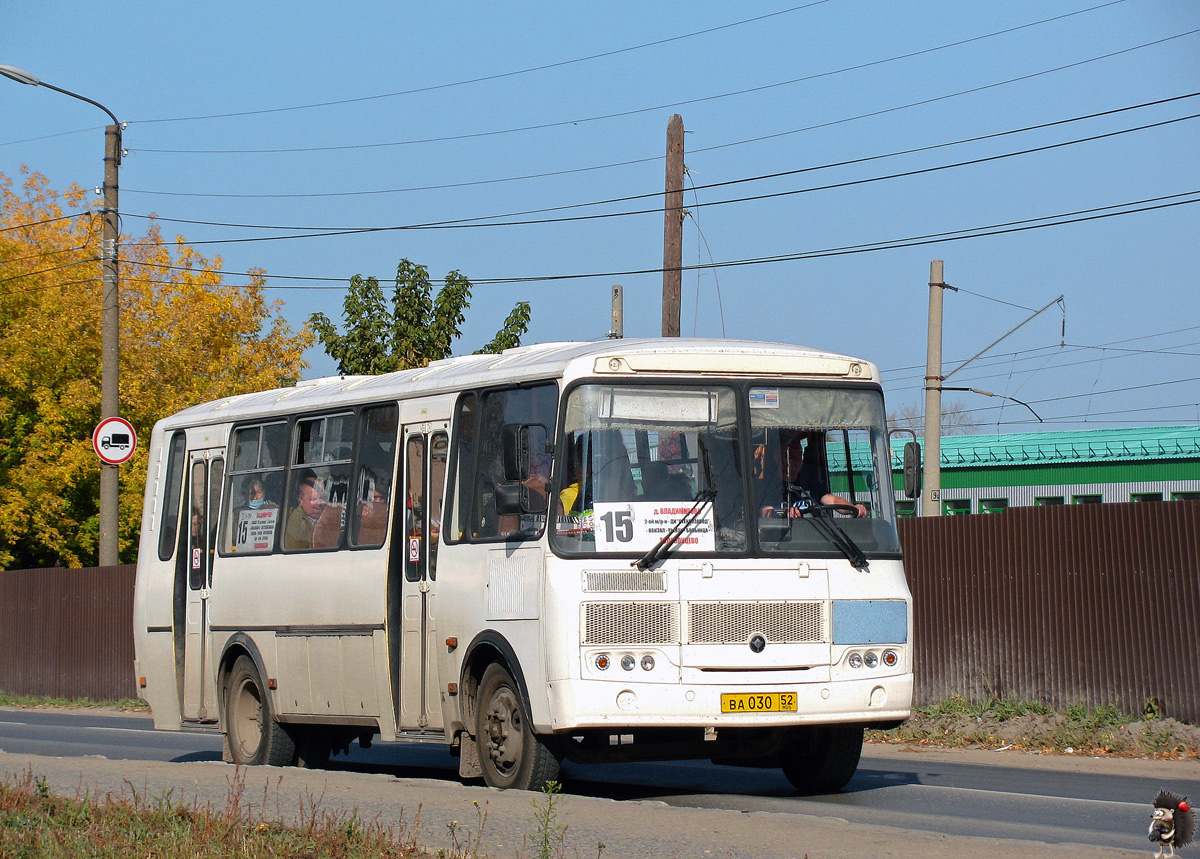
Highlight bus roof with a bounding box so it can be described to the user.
[159,338,880,429]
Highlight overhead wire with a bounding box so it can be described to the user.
[120,112,1200,243]
[132,3,1165,155]
[120,191,1200,288]
[130,1,838,124]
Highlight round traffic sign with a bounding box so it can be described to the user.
[93,417,138,466]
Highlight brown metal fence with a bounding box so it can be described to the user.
[1,503,1197,723]
[0,564,137,701]
[898,500,1200,725]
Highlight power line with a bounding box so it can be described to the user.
[0,211,89,232]
[130,2,837,124]
[124,91,1199,222]
[0,257,96,284]
[883,323,1200,376]
[121,113,1200,244]
[134,4,1167,156]
[122,191,1200,288]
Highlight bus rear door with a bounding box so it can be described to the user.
[180,448,224,723]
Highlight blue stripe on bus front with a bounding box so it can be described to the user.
[831,600,907,644]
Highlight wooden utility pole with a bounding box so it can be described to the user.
[662,114,684,336]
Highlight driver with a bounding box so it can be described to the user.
[760,430,867,518]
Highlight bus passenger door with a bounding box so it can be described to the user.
[181,450,223,723]
[396,426,449,731]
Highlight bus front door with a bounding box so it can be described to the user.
[180,449,224,723]
[395,427,449,732]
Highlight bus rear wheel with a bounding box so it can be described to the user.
[778,724,863,794]
[224,655,295,767]
[476,663,560,790]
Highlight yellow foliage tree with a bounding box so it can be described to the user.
[0,169,314,568]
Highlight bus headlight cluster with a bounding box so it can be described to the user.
[595,652,656,672]
[845,649,899,670]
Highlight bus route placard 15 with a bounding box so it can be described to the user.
[93,417,138,466]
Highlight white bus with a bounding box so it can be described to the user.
[133,338,913,792]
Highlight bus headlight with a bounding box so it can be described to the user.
[640,654,655,671]
[847,652,863,669]
[620,654,636,671]
[864,651,879,669]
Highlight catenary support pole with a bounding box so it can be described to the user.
[921,260,951,517]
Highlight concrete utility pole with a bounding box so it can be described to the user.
[662,114,684,337]
[922,260,956,517]
[1,65,123,565]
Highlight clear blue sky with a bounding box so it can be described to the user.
[3,0,1197,432]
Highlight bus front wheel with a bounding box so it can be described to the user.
[779,724,863,794]
[224,655,295,767]
[475,663,560,790]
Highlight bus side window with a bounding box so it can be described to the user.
[447,393,477,543]
[224,422,287,555]
[158,431,187,561]
[352,404,398,548]
[285,413,356,550]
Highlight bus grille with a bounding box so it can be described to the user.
[583,570,667,593]
[582,602,678,645]
[687,601,826,644]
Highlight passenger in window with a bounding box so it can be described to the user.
[356,483,389,546]
[284,474,341,548]
[759,430,867,518]
[245,478,276,510]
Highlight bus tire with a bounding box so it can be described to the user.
[476,662,560,790]
[779,724,863,794]
[224,655,295,767]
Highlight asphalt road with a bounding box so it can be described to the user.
[1,707,1195,858]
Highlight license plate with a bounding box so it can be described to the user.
[720,691,797,713]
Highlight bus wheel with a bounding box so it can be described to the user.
[224,655,295,767]
[476,663,560,790]
[779,724,863,794]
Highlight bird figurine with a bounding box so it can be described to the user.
[1149,790,1194,858]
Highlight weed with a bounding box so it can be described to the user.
[529,780,567,859]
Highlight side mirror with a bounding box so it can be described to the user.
[903,440,922,499]
[499,423,550,514]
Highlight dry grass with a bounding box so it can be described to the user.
[868,697,1200,759]
[0,767,428,858]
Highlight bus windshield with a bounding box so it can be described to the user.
[551,382,900,559]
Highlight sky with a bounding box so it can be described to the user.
[3,0,1198,434]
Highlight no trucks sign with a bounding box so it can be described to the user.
[93,417,138,466]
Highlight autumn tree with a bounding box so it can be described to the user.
[0,169,314,568]
[309,258,532,375]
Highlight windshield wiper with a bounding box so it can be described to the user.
[634,486,717,571]
[786,484,870,571]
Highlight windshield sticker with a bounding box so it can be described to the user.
[592,501,716,552]
[749,388,779,409]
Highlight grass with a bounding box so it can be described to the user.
[0,767,425,858]
[867,696,1199,758]
[0,692,148,711]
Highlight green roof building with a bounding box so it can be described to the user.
[891,425,1200,515]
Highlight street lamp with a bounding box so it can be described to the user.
[1,64,123,566]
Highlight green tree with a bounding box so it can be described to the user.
[310,258,531,375]
[0,169,313,568]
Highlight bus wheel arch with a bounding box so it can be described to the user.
[217,636,294,767]
[458,633,560,790]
